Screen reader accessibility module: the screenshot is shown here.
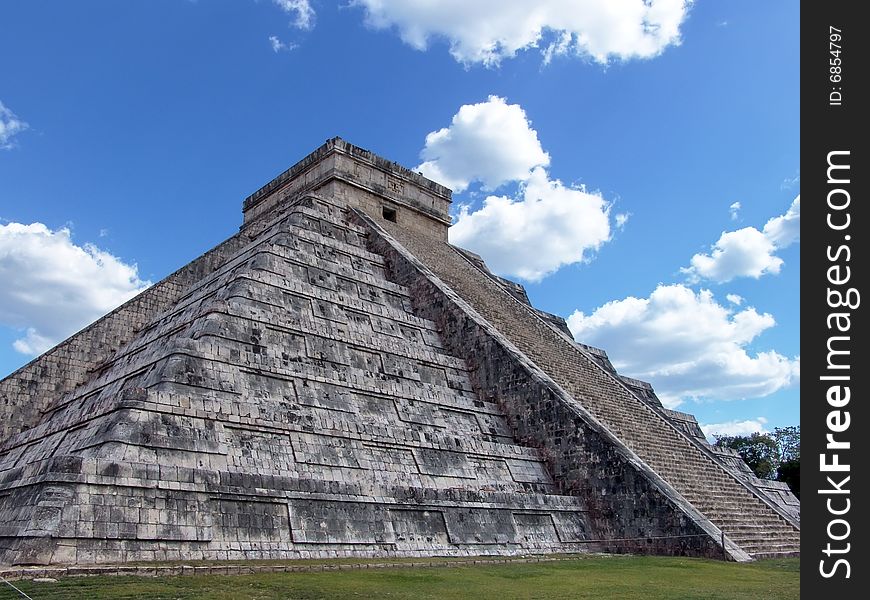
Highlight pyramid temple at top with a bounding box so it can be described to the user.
[0,138,798,566]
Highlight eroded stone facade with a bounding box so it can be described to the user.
[0,139,798,566]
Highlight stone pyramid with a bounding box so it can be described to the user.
[0,139,798,566]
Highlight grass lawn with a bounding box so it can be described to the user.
[1,555,799,600]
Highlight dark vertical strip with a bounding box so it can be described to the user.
[802,2,867,595]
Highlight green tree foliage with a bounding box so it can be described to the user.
[713,426,799,497]
[771,426,800,462]
[772,426,800,498]
[715,433,779,480]
[777,459,800,499]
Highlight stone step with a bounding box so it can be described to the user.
[735,541,801,552]
[749,550,801,559]
[727,531,801,543]
[373,220,799,558]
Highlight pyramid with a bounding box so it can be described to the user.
[0,139,798,565]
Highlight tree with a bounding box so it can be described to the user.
[715,432,779,480]
[777,458,800,499]
[772,426,800,498]
[771,426,800,462]
[713,426,800,498]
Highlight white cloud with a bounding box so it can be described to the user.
[566,284,799,407]
[0,101,29,150]
[682,195,800,283]
[417,96,549,193]
[274,0,315,30]
[353,0,693,66]
[762,195,800,248]
[269,35,296,52]
[0,222,151,356]
[615,213,630,229]
[425,96,616,281]
[683,226,782,283]
[700,417,768,441]
[542,31,573,65]
[729,201,740,220]
[781,171,800,190]
[726,293,743,306]
[12,328,55,356]
[450,167,612,281]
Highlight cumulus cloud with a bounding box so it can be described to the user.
[684,227,782,283]
[682,195,800,283]
[566,284,799,407]
[274,0,315,30]
[725,293,743,306]
[0,222,151,356]
[700,417,769,441]
[729,201,740,220]
[417,96,549,193]
[420,96,616,281]
[352,0,693,66]
[450,167,612,281]
[0,101,29,150]
[762,195,800,248]
[12,328,56,356]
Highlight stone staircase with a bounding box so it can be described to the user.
[371,218,799,559]
[0,135,798,565]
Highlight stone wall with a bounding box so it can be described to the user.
[0,197,598,565]
[0,139,797,565]
[315,181,449,242]
[1,139,453,444]
[0,234,248,443]
[242,138,452,240]
[355,209,736,560]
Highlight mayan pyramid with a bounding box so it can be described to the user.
[0,138,798,565]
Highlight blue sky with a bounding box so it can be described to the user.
[0,1,799,437]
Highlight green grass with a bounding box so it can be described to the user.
[1,556,799,600]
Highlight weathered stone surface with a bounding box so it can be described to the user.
[355,204,799,559]
[0,139,797,566]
